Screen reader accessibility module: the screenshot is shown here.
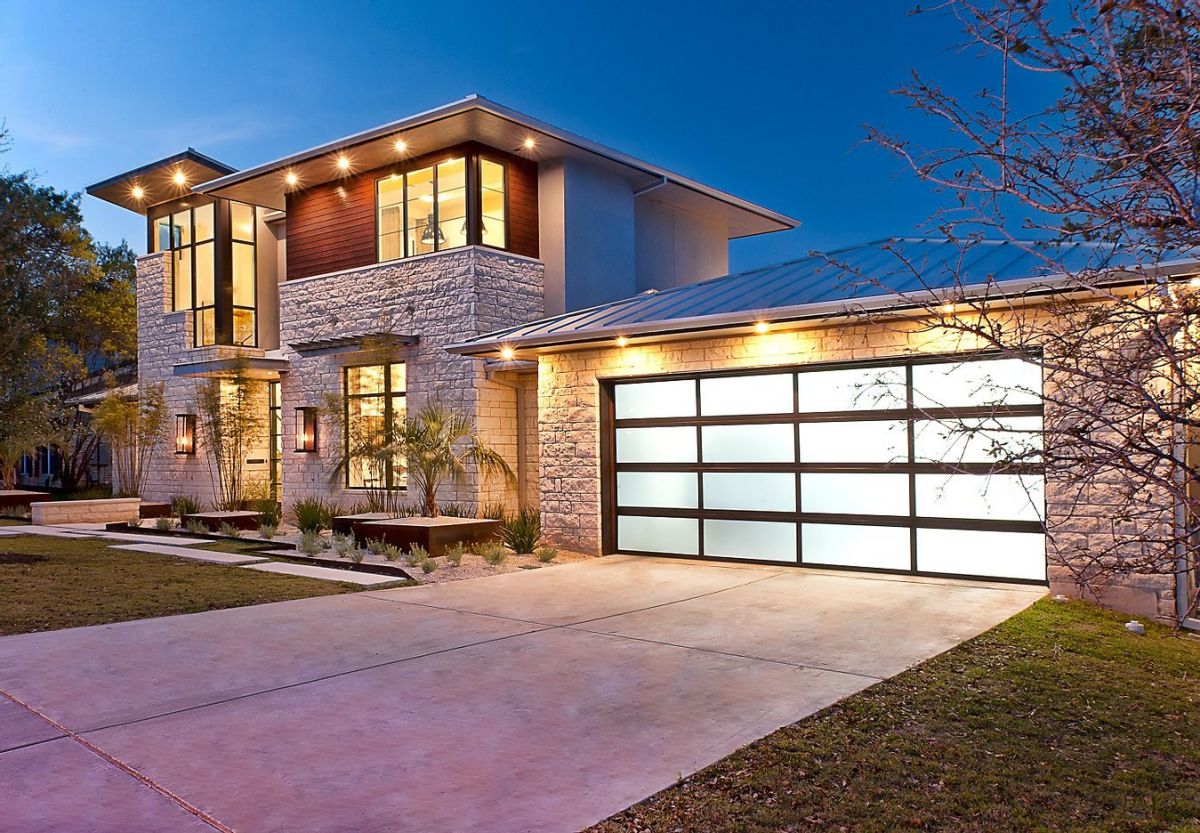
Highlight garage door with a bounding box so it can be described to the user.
[602,355,1046,583]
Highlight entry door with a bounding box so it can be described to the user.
[603,356,1046,583]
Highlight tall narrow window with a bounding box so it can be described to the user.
[479,158,507,250]
[192,202,216,346]
[344,363,407,489]
[231,201,257,347]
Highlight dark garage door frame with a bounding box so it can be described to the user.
[599,352,1047,585]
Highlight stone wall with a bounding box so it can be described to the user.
[535,314,1180,622]
[278,246,543,515]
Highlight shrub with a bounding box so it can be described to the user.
[292,497,339,532]
[127,517,143,528]
[536,546,558,563]
[477,543,508,566]
[218,522,242,539]
[499,507,541,555]
[185,519,208,536]
[406,543,430,566]
[254,499,282,528]
[170,494,200,521]
[258,523,278,540]
[438,502,471,518]
[479,502,506,521]
[380,543,402,562]
[348,548,365,565]
[331,533,356,559]
[445,542,465,567]
[366,537,388,555]
[420,558,437,574]
[298,530,329,556]
[154,516,172,531]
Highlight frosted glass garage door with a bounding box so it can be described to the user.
[607,357,1045,582]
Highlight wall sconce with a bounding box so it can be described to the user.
[295,407,318,453]
[175,414,196,455]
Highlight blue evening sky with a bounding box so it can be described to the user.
[0,1,1018,271]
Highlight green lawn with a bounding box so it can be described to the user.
[0,530,366,635]
[589,599,1200,833]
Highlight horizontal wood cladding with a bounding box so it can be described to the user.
[285,142,538,281]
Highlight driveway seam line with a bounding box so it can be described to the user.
[0,688,234,833]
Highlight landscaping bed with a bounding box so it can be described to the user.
[586,599,1200,833]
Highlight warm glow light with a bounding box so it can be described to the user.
[285,171,299,187]
[940,302,956,314]
[1190,276,1200,288]
[172,170,187,187]
[616,336,629,348]
[754,321,770,334]
[130,185,145,200]
[393,138,408,153]
[500,346,515,361]
[336,154,351,171]
[522,136,537,150]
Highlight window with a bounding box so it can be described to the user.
[344,363,407,489]
[231,202,257,346]
[375,154,510,263]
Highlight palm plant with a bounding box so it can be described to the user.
[397,404,513,517]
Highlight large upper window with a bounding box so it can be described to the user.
[344,363,407,490]
[150,199,257,348]
[376,154,508,262]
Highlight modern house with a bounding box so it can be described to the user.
[88,95,1197,624]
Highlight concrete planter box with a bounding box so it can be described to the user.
[0,490,50,511]
[182,511,262,532]
[358,517,500,556]
[31,497,141,525]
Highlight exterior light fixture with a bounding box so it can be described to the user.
[500,346,515,361]
[294,408,318,453]
[336,154,351,171]
[940,301,956,314]
[130,184,145,200]
[285,171,299,187]
[754,321,769,335]
[616,336,629,348]
[522,136,537,151]
[172,170,187,187]
[175,414,196,455]
[393,138,408,154]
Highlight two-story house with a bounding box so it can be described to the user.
[89,95,1199,624]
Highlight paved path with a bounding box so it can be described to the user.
[0,556,1044,833]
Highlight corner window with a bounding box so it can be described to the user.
[344,363,407,489]
[375,153,509,263]
[231,201,257,347]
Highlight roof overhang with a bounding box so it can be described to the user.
[195,95,797,238]
[449,260,1200,359]
[87,149,237,213]
[172,356,290,379]
[289,333,419,358]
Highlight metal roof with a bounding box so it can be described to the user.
[193,95,797,236]
[450,237,1199,355]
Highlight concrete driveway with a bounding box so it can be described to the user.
[0,556,1043,833]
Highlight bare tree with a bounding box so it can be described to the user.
[195,360,266,511]
[838,0,1200,622]
[91,384,167,497]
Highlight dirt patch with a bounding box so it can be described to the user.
[0,551,46,565]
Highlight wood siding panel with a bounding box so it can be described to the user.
[286,143,538,280]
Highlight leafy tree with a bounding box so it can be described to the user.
[195,359,266,510]
[92,383,167,497]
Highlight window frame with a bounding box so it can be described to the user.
[374,151,510,264]
[342,362,407,491]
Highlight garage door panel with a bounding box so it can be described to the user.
[801,523,912,570]
[916,529,1046,581]
[607,356,1046,583]
[704,520,797,562]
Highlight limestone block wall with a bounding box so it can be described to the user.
[278,246,543,515]
[535,313,1179,622]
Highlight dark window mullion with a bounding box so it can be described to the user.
[907,364,918,573]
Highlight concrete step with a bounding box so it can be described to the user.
[240,561,403,586]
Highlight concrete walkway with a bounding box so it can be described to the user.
[0,556,1043,833]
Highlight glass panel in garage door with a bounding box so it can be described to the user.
[799,420,908,463]
[802,523,911,570]
[702,424,795,462]
[616,426,697,463]
[704,519,797,561]
[703,472,796,512]
[618,515,698,555]
[916,529,1046,580]
[913,416,1043,464]
[700,373,794,416]
[912,358,1041,409]
[800,472,909,516]
[915,474,1044,521]
[797,366,907,412]
[614,379,696,419]
[617,472,698,509]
